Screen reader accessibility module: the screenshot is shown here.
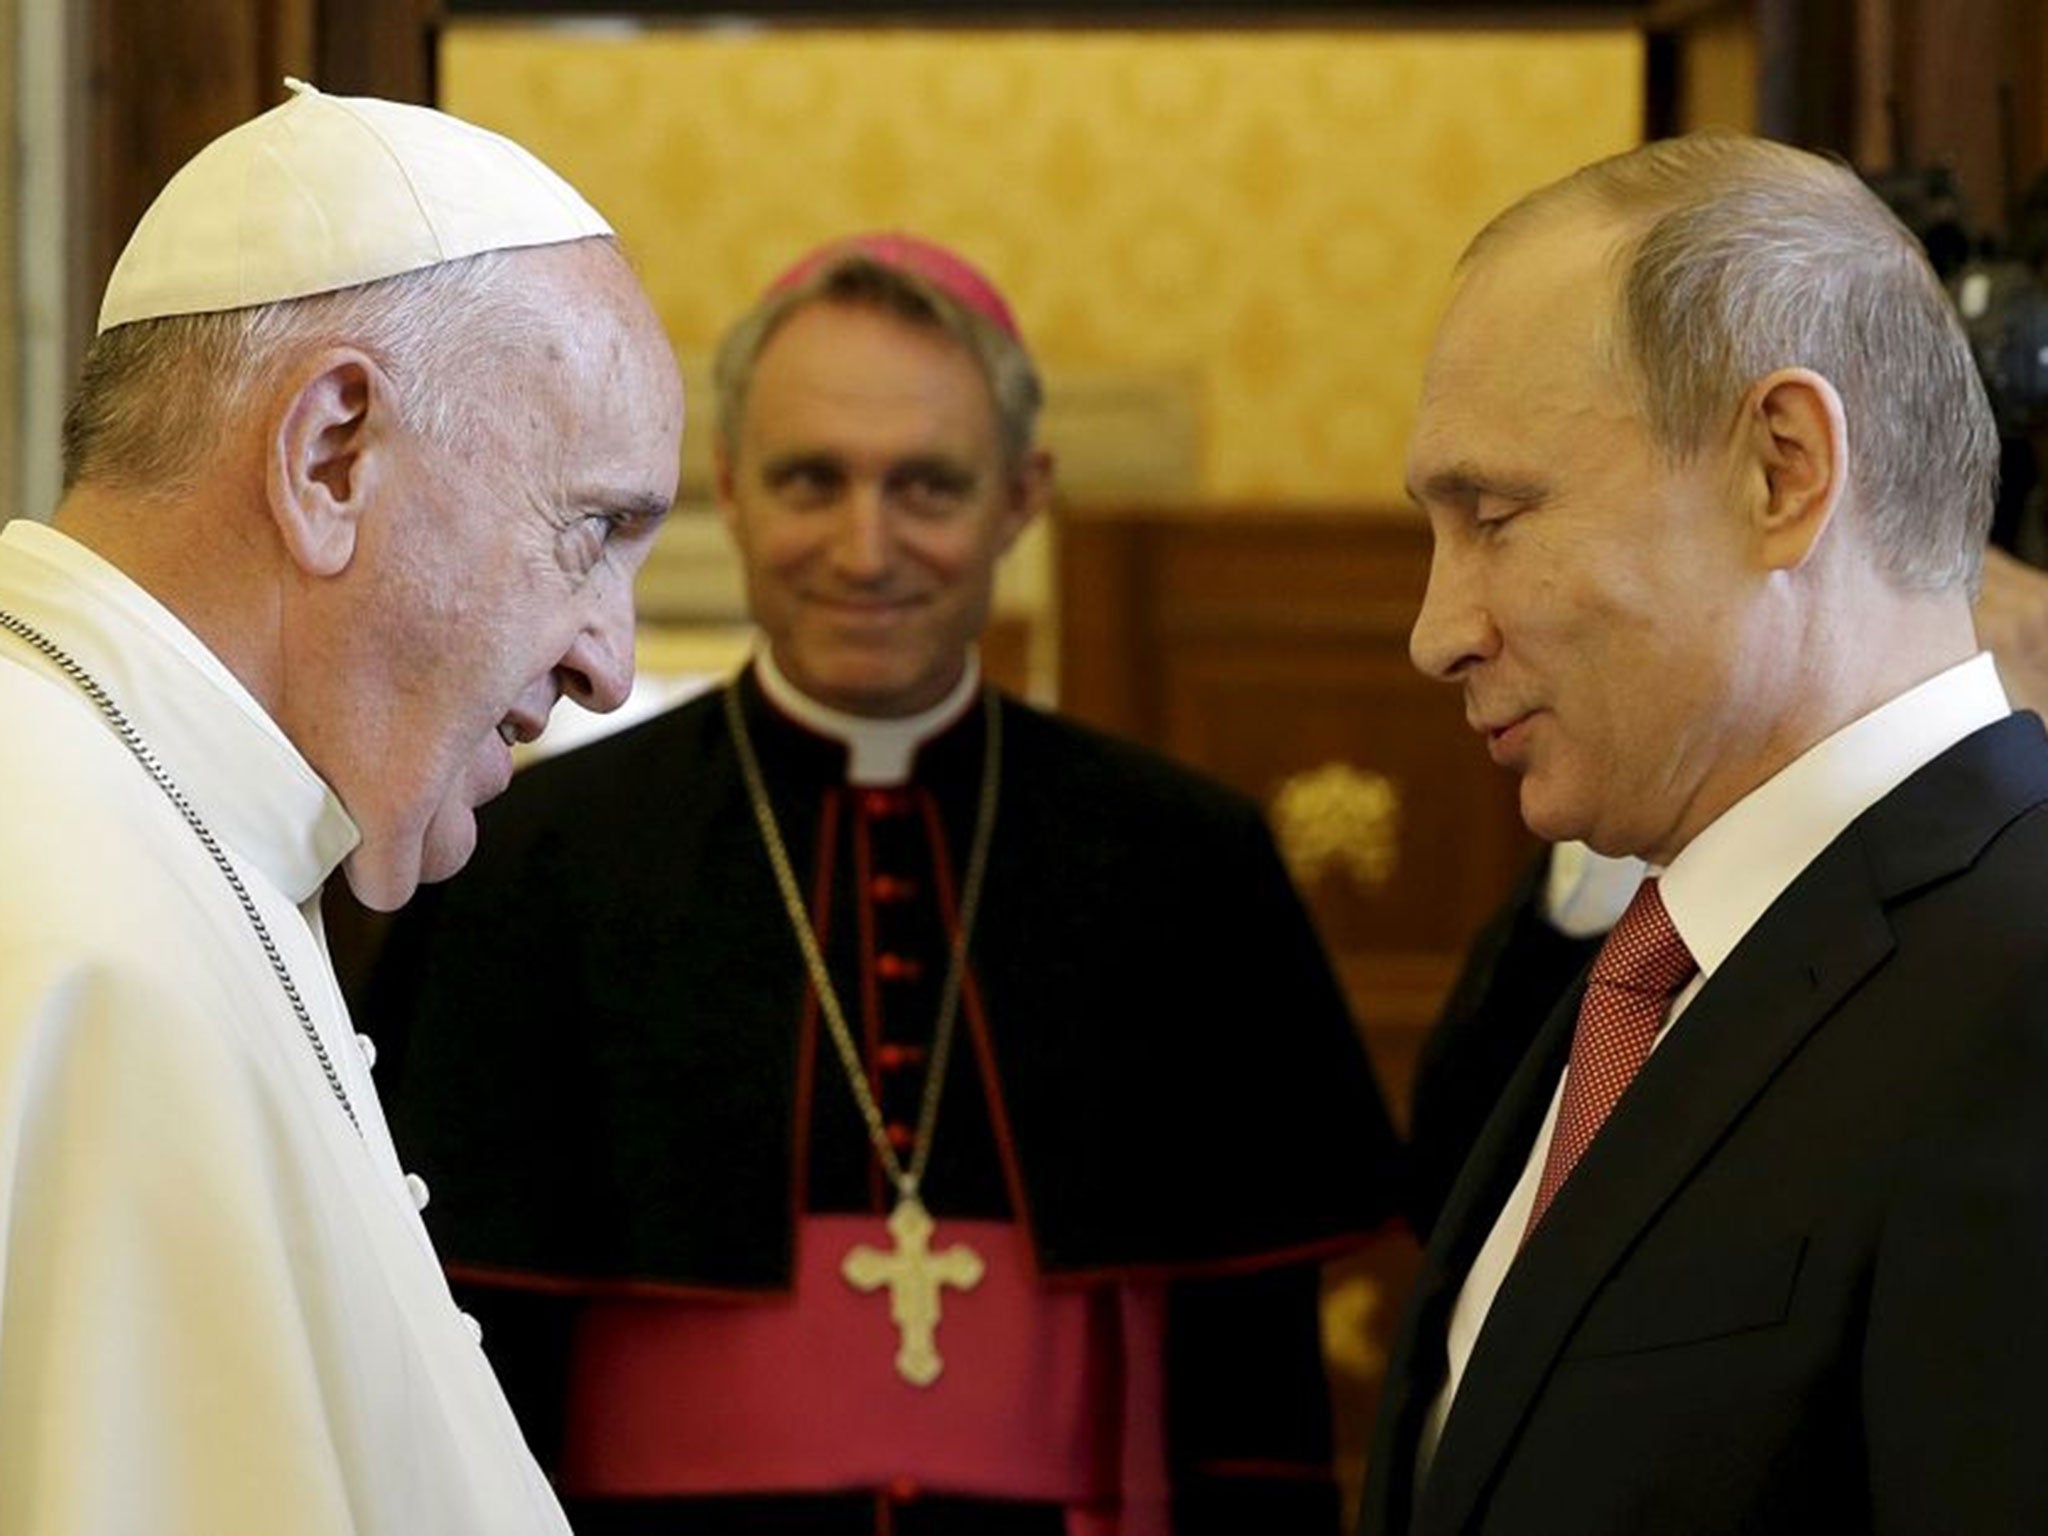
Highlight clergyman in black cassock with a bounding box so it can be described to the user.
[368,233,1401,1536]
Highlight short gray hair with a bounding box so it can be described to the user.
[1468,134,1998,593]
[62,244,573,494]
[712,254,1043,470]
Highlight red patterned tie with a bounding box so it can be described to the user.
[1524,877,1696,1238]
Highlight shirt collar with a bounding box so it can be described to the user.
[1659,653,2009,979]
[0,521,359,903]
[753,645,982,786]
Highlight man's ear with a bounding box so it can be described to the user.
[267,349,386,578]
[712,435,741,539]
[1743,367,1849,572]
[997,446,1055,556]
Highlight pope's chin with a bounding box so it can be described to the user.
[341,803,479,913]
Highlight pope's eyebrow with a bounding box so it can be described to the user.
[590,491,674,529]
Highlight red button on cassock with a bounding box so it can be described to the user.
[876,1042,928,1072]
[876,953,925,982]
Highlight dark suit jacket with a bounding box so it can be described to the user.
[1361,713,2048,1535]
[367,679,1398,1534]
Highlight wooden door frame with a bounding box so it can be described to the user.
[79,0,437,378]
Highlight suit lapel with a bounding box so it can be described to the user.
[1409,715,2048,1535]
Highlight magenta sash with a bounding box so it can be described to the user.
[557,1215,1168,1533]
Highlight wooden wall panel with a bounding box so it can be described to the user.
[1891,0,2046,233]
[89,0,266,321]
[1056,502,1536,1524]
[1644,0,2048,237]
[316,0,437,102]
[83,0,426,361]
[1,3,17,506]
[1056,504,1535,1127]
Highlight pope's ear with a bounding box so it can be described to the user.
[267,350,388,578]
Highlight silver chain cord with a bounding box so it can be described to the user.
[0,606,362,1135]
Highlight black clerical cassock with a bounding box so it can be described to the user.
[371,664,1400,1536]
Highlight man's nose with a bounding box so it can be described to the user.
[827,489,891,580]
[1409,538,1498,682]
[558,577,637,714]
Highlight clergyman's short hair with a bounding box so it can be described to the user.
[1465,133,1998,593]
[62,244,562,495]
[712,254,1044,472]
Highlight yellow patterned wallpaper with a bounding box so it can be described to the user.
[444,26,1641,506]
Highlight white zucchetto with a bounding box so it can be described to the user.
[98,78,611,334]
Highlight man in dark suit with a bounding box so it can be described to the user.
[1364,133,2048,1534]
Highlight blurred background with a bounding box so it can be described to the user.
[13,0,2048,1516]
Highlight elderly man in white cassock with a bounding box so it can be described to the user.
[0,81,683,1534]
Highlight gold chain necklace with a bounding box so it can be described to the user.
[723,675,999,1386]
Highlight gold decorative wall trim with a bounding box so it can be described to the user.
[1270,761,1402,894]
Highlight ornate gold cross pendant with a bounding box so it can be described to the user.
[843,1194,985,1387]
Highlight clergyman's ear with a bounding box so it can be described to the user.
[712,434,740,537]
[998,445,1055,557]
[267,349,387,578]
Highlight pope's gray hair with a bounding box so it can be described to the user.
[62,243,583,494]
[1466,134,1997,593]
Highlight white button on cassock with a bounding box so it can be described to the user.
[356,1032,378,1070]
[405,1172,431,1211]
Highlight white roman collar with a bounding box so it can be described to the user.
[753,647,981,786]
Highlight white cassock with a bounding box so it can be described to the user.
[0,521,568,1536]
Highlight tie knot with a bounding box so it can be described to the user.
[1590,877,1696,997]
